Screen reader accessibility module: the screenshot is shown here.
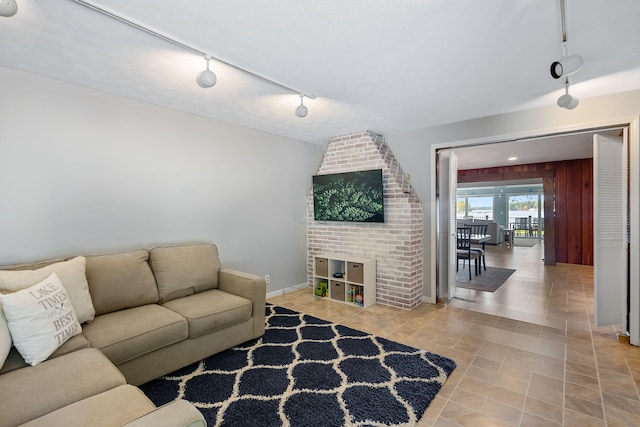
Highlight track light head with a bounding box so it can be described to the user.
[557,93,579,109]
[557,81,579,110]
[295,95,308,118]
[0,0,18,17]
[196,57,216,88]
[196,70,216,88]
[295,104,308,118]
[550,55,583,79]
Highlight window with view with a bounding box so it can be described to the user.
[456,196,493,220]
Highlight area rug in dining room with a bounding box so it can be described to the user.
[140,304,457,427]
[456,266,516,292]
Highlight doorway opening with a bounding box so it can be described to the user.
[433,125,633,338]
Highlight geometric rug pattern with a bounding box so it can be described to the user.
[456,267,516,292]
[140,304,457,427]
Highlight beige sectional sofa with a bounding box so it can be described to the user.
[457,219,504,244]
[0,243,267,427]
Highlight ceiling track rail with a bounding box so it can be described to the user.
[559,0,568,43]
[70,0,315,99]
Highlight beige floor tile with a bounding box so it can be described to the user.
[564,394,604,419]
[504,348,565,380]
[524,396,564,424]
[441,401,512,427]
[527,373,564,405]
[601,391,640,415]
[603,405,640,426]
[535,340,566,359]
[517,322,544,338]
[429,417,463,426]
[562,409,606,426]
[500,363,533,383]
[465,365,529,395]
[598,369,639,400]
[419,394,447,425]
[449,388,486,412]
[520,412,563,426]
[565,360,598,379]
[453,334,485,355]
[565,369,601,389]
[565,349,596,368]
[483,399,523,425]
[458,375,526,409]
[471,354,501,372]
[564,382,602,404]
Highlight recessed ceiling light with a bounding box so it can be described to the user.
[508,157,518,161]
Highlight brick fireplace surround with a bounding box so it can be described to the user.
[307,131,423,309]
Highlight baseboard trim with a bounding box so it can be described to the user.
[423,295,436,304]
[266,283,308,299]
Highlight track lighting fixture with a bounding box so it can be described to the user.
[557,79,579,110]
[71,0,316,112]
[552,0,581,110]
[295,95,308,118]
[196,57,217,88]
[550,55,583,79]
[0,0,18,17]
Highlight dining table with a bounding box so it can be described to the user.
[470,234,491,247]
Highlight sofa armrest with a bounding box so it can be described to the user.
[122,399,206,427]
[218,268,266,338]
[218,268,266,303]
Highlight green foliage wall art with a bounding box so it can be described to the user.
[313,170,384,222]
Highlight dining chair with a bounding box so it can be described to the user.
[514,217,532,237]
[465,223,487,273]
[456,226,479,280]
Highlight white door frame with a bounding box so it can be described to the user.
[429,116,640,346]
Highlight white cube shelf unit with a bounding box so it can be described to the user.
[312,253,376,308]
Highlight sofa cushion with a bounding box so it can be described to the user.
[0,333,90,375]
[85,250,159,315]
[0,348,125,427]
[162,289,252,338]
[0,296,10,369]
[20,385,156,427]
[150,243,221,303]
[82,304,188,365]
[123,399,206,427]
[0,273,82,366]
[0,256,95,324]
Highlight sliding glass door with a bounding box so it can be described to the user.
[508,194,544,239]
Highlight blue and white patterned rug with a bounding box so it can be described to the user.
[140,305,456,427]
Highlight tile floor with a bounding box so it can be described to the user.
[268,241,640,426]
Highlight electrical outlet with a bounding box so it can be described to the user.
[264,274,270,284]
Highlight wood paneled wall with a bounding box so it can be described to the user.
[458,158,593,266]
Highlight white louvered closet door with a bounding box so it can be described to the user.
[436,150,458,302]
[593,133,628,327]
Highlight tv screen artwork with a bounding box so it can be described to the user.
[312,169,384,223]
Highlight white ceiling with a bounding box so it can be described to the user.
[2,0,640,156]
[452,128,622,169]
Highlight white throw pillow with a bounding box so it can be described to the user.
[0,273,81,366]
[0,295,11,369]
[0,256,95,324]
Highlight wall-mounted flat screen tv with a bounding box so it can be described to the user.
[312,169,384,223]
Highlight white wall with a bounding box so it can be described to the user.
[385,89,640,300]
[0,66,324,293]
